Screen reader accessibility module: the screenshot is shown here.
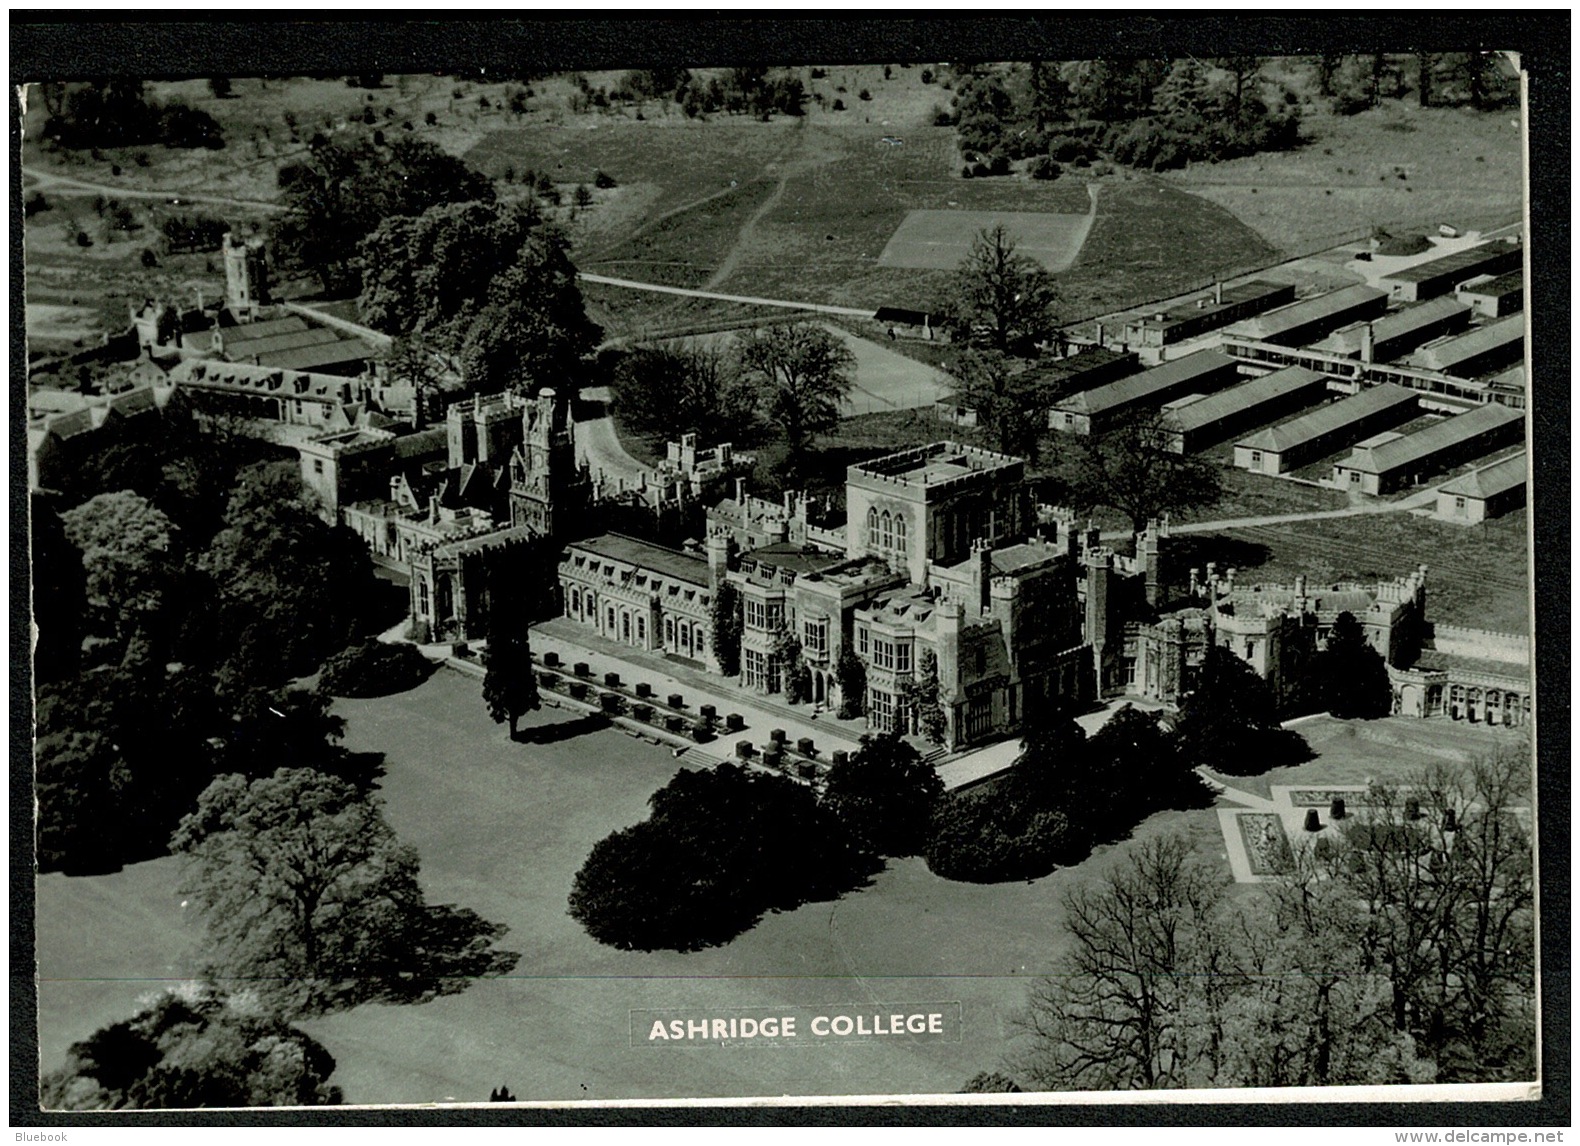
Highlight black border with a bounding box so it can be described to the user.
[11,13,1570,1130]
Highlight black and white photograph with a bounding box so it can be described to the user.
[16,19,1559,1118]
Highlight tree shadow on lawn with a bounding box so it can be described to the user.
[515,712,612,745]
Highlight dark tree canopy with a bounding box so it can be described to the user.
[1302,611,1394,719]
[951,224,1059,354]
[568,764,867,951]
[172,768,518,1014]
[709,581,743,678]
[1051,407,1222,537]
[735,322,855,461]
[821,732,944,857]
[835,645,867,720]
[41,987,342,1110]
[483,627,539,739]
[612,341,758,446]
[274,135,495,293]
[947,349,1048,458]
[1175,645,1310,776]
[357,200,601,393]
[318,640,434,699]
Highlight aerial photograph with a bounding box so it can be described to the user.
[23,42,1539,1110]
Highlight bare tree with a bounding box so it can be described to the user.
[1050,406,1221,538]
[951,223,1059,354]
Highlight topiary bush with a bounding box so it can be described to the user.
[317,641,434,698]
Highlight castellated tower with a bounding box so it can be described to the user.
[221,232,269,321]
[510,388,593,539]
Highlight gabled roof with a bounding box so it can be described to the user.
[1458,270,1524,300]
[1054,350,1238,417]
[1335,404,1524,475]
[1232,284,1387,341]
[1381,242,1519,285]
[1437,451,1527,500]
[1410,314,1525,373]
[1235,383,1419,454]
[1317,296,1471,356]
[1167,365,1326,435]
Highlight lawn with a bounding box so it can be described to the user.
[878,207,1093,273]
[1166,101,1523,255]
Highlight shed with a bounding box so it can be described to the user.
[1049,350,1241,435]
[1409,314,1525,379]
[1434,451,1527,524]
[1314,297,1473,364]
[1162,365,1329,454]
[1455,271,1525,318]
[1228,284,1389,348]
[1378,242,1523,302]
[1331,403,1525,495]
[1117,279,1296,348]
[1234,383,1420,475]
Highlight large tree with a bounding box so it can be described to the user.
[357,200,601,393]
[41,986,342,1110]
[735,322,855,462]
[1051,406,1221,538]
[274,135,496,293]
[821,732,944,857]
[568,764,865,951]
[1174,645,1309,776]
[483,628,539,739]
[60,490,181,643]
[172,768,517,1013]
[948,349,1047,458]
[612,340,759,445]
[1302,610,1394,719]
[951,224,1059,354]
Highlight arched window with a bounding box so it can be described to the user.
[867,507,880,547]
[894,515,907,554]
[570,588,580,616]
[637,615,646,644]
[881,511,893,549]
[607,607,616,633]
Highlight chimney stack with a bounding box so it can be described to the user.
[1214,280,1224,306]
[1360,322,1375,365]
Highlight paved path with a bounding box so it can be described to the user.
[1098,486,1441,543]
[572,387,650,487]
[578,272,876,319]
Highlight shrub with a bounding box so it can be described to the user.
[925,793,1086,882]
[593,169,616,189]
[858,89,872,101]
[1028,155,1061,181]
[921,68,934,84]
[139,247,158,267]
[831,99,846,112]
[317,640,434,698]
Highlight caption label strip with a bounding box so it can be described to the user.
[631,1003,963,1048]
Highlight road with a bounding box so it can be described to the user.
[577,272,876,319]
[573,387,650,487]
[22,168,285,213]
[1097,487,1441,543]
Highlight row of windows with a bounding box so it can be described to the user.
[870,638,911,673]
[865,508,908,554]
[743,647,781,692]
[744,598,785,631]
[803,619,828,655]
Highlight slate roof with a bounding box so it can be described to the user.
[565,533,710,586]
[1334,404,1524,475]
[1232,284,1387,342]
[1167,365,1327,435]
[1381,242,1520,285]
[1317,297,1471,356]
[1410,314,1525,374]
[1054,350,1239,416]
[1235,383,1418,454]
[1437,451,1527,500]
[1458,270,1524,300]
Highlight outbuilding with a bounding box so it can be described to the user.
[1433,451,1527,524]
[1049,350,1242,436]
[1233,383,1420,475]
[1377,241,1523,302]
[1117,279,1295,348]
[1162,365,1330,454]
[1409,314,1526,380]
[1454,271,1525,319]
[1227,284,1389,348]
[1314,296,1473,364]
[1331,403,1525,495]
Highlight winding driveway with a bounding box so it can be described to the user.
[572,386,649,487]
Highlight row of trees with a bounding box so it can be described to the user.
[1012,750,1534,1090]
[38,80,224,151]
